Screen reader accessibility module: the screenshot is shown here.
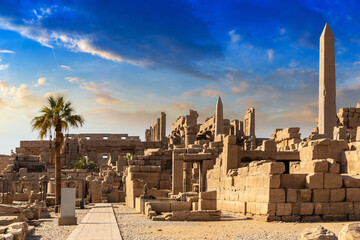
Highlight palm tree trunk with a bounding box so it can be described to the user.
[55,123,62,207]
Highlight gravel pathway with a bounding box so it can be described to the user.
[114,204,360,240]
[26,207,91,240]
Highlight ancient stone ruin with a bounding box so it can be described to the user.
[0,23,359,239]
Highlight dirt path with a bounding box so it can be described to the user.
[26,207,91,240]
[113,203,357,240]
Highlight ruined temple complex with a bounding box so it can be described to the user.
[0,23,360,239]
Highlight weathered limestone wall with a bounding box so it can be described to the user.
[16,141,51,164]
[0,155,10,171]
[207,158,360,222]
[271,128,301,151]
[197,116,231,141]
[145,112,167,142]
[299,138,348,164]
[63,133,144,166]
[243,107,255,137]
[335,105,360,141]
[125,165,171,208]
[169,109,198,147]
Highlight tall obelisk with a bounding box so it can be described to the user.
[318,23,336,138]
[215,96,224,136]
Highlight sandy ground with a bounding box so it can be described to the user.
[113,203,358,240]
[26,206,91,240]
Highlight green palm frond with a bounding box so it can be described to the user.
[31,96,85,140]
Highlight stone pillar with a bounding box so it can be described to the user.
[150,126,153,141]
[184,125,197,147]
[215,96,224,136]
[172,152,183,195]
[111,148,121,165]
[319,23,336,138]
[145,129,151,142]
[244,107,255,137]
[183,162,192,192]
[156,118,160,141]
[88,149,97,164]
[160,112,166,141]
[238,120,244,137]
[221,135,238,176]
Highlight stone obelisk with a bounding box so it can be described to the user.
[215,96,224,136]
[318,23,336,138]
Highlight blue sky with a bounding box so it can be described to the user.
[0,0,359,154]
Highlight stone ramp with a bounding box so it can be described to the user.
[66,203,122,240]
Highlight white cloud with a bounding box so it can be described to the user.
[65,77,82,83]
[0,50,14,53]
[354,61,360,65]
[228,29,242,44]
[66,77,119,105]
[266,49,274,63]
[289,59,299,68]
[171,102,195,110]
[231,81,250,94]
[80,81,103,92]
[35,77,47,87]
[279,28,286,35]
[183,88,223,98]
[60,65,71,70]
[0,64,9,70]
[94,92,120,105]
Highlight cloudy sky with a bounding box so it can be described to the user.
[0,0,359,154]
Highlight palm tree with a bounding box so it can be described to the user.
[31,96,84,207]
[72,156,98,171]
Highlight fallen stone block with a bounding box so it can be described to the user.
[338,223,360,240]
[300,225,337,240]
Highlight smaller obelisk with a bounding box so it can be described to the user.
[215,96,224,136]
[318,23,336,138]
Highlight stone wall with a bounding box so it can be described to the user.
[206,136,360,222]
[125,165,171,208]
[271,128,301,151]
[63,133,144,166]
[244,107,255,137]
[169,109,198,147]
[336,105,360,141]
[197,116,231,141]
[207,159,360,222]
[0,155,10,171]
[145,112,166,142]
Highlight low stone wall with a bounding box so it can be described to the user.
[207,159,360,222]
[125,165,171,208]
[271,128,301,151]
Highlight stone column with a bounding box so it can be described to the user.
[319,23,336,138]
[215,96,224,136]
[88,149,97,164]
[156,118,160,141]
[184,125,197,147]
[244,107,255,137]
[145,129,151,142]
[172,152,183,195]
[160,112,166,141]
[111,148,121,165]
